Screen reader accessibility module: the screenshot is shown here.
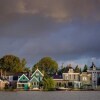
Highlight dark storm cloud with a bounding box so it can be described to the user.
[0,0,100,66]
[0,0,100,20]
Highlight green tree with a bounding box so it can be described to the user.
[21,58,27,68]
[0,55,26,73]
[74,65,80,73]
[32,57,58,76]
[83,64,88,72]
[24,67,31,72]
[80,68,82,73]
[43,77,55,91]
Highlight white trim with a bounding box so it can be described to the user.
[63,73,80,75]
[18,74,29,82]
[87,70,100,72]
[31,69,44,77]
[53,79,63,81]
[30,76,39,82]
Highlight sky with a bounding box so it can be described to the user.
[0,0,100,68]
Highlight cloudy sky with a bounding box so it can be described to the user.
[0,0,100,68]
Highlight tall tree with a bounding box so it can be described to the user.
[0,55,26,73]
[32,57,58,76]
[83,64,88,72]
[21,58,27,68]
[74,65,80,73]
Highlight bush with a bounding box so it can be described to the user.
[43,77,55,91]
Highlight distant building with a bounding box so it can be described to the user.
[29,69,44,90]
[62,67,81,88]
[80,72,91,89]
[53,73,66,88]
[17,68,44,90]
[87,62,100,89]
[17,74,29,90]
[53,66,81,89]
[0,78,9,90]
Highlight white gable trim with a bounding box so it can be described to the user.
[31,69,44,77]
[30,76,39,82]
[18,74,29,82]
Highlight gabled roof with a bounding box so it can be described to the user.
[18,74,29,82]
[52,73,63,79]
[90,62,96,68]
[30,76,39,82]
[31,69,44,77]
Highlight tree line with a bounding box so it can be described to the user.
[0,54,88,74]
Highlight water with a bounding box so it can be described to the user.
[0,91,100,100]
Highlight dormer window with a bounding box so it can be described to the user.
[36,73,39,76]
[69,69,74,73]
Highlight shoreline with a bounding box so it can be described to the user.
[1,89,100,92]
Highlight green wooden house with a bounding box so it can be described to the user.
[17,74,29,90]
[30,69,44,89]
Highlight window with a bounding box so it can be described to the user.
[69,75,71,79]
[22,84,24,87]
[23,77,25,80]
[36,73,39,76]
[18,84,22,87]
[34,82,36,85]
[66,76,68,80]
[83,77,87,81]
[74,75,75,79]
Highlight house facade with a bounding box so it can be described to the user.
[53,63,100,89]
[53,73,67,88]
[30,69,44,89]
[80,72,91,89]
[0,79,9,90]
[17,74,29,90]
[87,62,100,89]
[17,69,44,90]
[53,67,81,89]
[62,67,81,88]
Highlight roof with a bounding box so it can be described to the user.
[31,69,44,77]
[52,73,63,79]
[30,76,39,82]
[18,74,29,82]
[90,62,96,68]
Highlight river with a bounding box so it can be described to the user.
[0,91,100,100]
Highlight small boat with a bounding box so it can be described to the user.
[56,87,67,91]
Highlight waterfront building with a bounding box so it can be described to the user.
[0,78,9,90]
[53,66,81,89]
[17,74,29,89]
[80,72,91,89]
[87,62,100,89]
[53,73,66,88]
[17,68,44,90]
[62,66,81,88]
[30,69,44,90]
